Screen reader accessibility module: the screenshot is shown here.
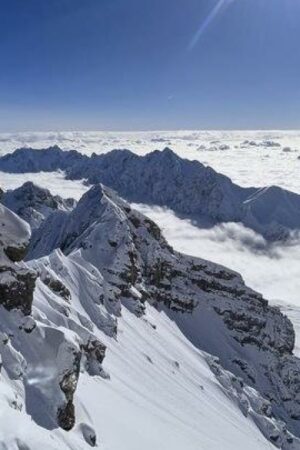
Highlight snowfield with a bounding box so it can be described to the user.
[75,305,274,450]
[0,130,300,450]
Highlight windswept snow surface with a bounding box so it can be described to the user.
[76,305,273,450]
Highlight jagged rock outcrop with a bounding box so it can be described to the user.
[57,348,81,430]
[1,146,300,240]
[40,271,71,301]
[80,338,107,376]
[0,265,37,315]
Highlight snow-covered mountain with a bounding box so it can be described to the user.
[0,145,85,173]
[1,146,300,240]
[2,181,300,448]
[1,181,76,229]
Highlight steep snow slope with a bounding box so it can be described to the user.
[1,146,300,240]
[0,252,277,450]
[75,304,275,450]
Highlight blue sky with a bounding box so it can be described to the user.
[1,0,300,131]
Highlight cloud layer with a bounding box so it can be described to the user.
[134,203,300,307]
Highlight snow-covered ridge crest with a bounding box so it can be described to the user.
[0,144,86,173]
[1,145,300,241]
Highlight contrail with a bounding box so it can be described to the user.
[188,0,230,50]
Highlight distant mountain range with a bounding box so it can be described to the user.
[1,145,300,241]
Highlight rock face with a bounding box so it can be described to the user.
[57,349,81,430]
[1,146,300,240]
[0,265,37,315]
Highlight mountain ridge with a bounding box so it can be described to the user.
[1,146,300,240]
[21,182,300,446]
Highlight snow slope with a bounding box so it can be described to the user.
[75,304,275,450]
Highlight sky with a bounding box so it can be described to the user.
[1,0,300,131]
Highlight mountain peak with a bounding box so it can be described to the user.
[1,181,300,447]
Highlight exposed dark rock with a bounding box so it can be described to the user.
[0,266,37,315]
[57,400,75,431]
[81,338,106,364]
[57,351,81,430]
[81,338,106,376]
[4,244,28,262]
[42,274,71,302]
